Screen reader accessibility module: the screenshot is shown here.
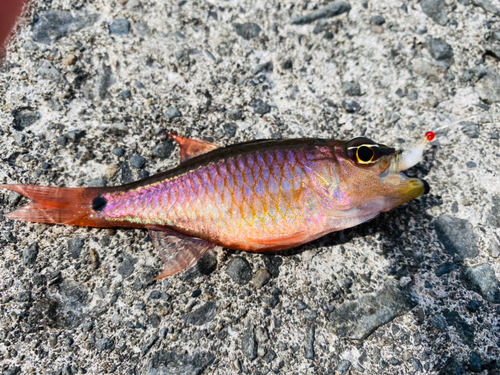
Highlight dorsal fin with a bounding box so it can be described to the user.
[167,133,219,162]
[147,227,216,280]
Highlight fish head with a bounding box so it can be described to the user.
[331,137,429,215]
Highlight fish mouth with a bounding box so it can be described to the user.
[380,157,429,203]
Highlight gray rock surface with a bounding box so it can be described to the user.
[329,280,418,340]
[465,263,500,303]
[421,0,449,25]
[435,215,479,260]
[290,1,351,25]
[1,0,500,374]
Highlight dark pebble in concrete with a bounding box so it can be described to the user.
[252,99,270,114]
[112,147,125,157]
[439,356,464,375]
[88,179,107,187]
[233,23,261,40]
[342,98,360,113]
[461,122,479,138]
[435,262,458,277]
[413,358,423,371]
[56,136,67,146]
[32,11,98,45]
[304,324,315,359]
[421,0,449,26]
[241,321,257,360]
[149,290,161,299]
[282,59,293,70]
[469,351,482,372]
[228,108,242,120]
[465,263,500,303]
[165,107,182,120]
[109,19,131,36]
[443,310,475,347]
[68,237,84,259]
[427,37,454,61]
[223,123,238,138]
[371,15,385,25]
[262,295,280,308]
[486,195,500,227]
[225,256,252,285]
[290,1,351,25]
[151,142,174,159]
[435,215,479,260]
[66,129,85,142]
[2,367,21,375]
[12,109,40,131]
[28,298,58,326]
[148,350,215,374]
[336,359,351,375]
[141,336,159,356]
[120,90,131,99]
[196,251,218,275]
[96,338,115,351]
[130,154,146,169]
[431,315,447,330]
[466,300,481,312]
[118,254,137,279]
[23,242,39,266]
[329,280,418,340]
[38,61,65,82]
[263,255,282,278]
[343,81,362,96]
[183,302,217,326]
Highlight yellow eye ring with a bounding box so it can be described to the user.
[356,145,376,164]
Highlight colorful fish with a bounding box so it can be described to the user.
[1,133,432,279]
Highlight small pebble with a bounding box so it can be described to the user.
[165,107,182,120]
[228,108,242,120]
[233,22,261,40]
[62,54,77,66]
[336,359,351,375]
[469,352,482,372]
[342,99,360,113]
[371,15,385,25]
[110,19,131,36]
[225,257,252,285]
[252,99,270,115]
[253,269,272,288]
[130,155,146,169]
[112,147,126,157]
[466,300,481,312]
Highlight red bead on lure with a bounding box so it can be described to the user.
[1,133,430,279]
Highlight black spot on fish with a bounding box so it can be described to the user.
[92,196,107,211]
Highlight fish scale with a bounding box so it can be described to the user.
[101,148,314,248]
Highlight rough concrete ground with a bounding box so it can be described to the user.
[0,0,500,374]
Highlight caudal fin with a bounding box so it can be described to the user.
[1,184,115,227]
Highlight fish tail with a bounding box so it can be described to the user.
[1,184,115,227]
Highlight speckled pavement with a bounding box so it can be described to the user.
[1,0,500,374]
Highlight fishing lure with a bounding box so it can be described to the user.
[1,132,434,279]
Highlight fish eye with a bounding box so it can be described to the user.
[346,137,381,165]
[357,146,375,163]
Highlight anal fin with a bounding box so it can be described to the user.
[148,227,216,280]
[167,133,219,162]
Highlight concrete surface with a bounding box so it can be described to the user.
[0,0,500,374]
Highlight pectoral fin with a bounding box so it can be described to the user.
[148,227,216,279]
[167,133,219,162]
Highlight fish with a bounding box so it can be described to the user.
[0,132,432,279]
